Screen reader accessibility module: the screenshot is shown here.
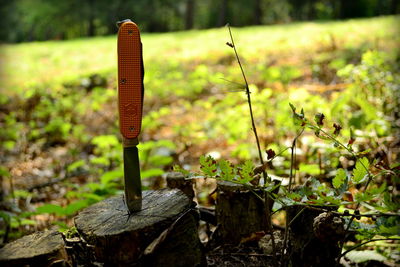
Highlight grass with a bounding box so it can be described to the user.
[0,15,398,93]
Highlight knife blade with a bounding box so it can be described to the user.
[117,19,144,213]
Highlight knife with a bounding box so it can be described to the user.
[117,19,144,213]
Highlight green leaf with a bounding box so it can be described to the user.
[345,250,387,263]
[299,164,320,175]
[90,156,110,166]
[67,160,85,172]
[86,182,102,191]
[289,102,296,112]
[91,135,119,149]
[173,165,190,176]
[383,192,400,211]
[219,159,234,181]
[366,182,386,195]
[333,168,346,189]
[287,192,302,201]
[148,155,173,166]
[141,168,164,178]
[36,204,64,216]
[378,225,400,235]
[0,211,11,224]
[352,157,369,184]
[81,193,103,202]
[3,141,15,150]
[65,200,90,215]
[355,96,378,120]
[238,160,254,183]
[200,155,217,177]
[100,169,123,185]
[0,166,10,177]
[355,191,374,202]
[20,219,36,226]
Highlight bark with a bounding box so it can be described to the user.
[0,230,70,266]
[254,0,263,25]
[87,0,95,37]
[185,0,195,30]
[215,180,266,244]
[392,0,399,14]
[217,0,228,27]
[166,172,194,199]
[74,189,204,266]
[286,205,341,267]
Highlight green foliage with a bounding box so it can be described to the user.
[332,168,347,189]
[2,0,397,42]
[67,160,86,173]
[198,156,259,185]
[239,161,255,184]
[219,159,235,181]
[199,155,217,177]
[345,250,387,263]
[1,17,399,264]
[352,157,370,184]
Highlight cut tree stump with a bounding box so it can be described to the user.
[216,180,266,244]
[0,230,69,266]
[74,188,204,266]
[166,172,194,199]
[286,205,342,267]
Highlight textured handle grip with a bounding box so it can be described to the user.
[117,21,143,139]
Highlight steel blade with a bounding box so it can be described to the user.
[123,146,142,212]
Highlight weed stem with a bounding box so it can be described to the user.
[227,24,268,184]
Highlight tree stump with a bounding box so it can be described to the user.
[215,180,266,244]
[74,188,204,266]
[0,230,69,266]
[166,172,194,199]
[286,205,342,267]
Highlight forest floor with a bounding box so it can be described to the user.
[1,15,399,265]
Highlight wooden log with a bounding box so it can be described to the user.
[74,189,204,266]
[0,230,70,266]
[215,180,266,244]
[166,172,194,199]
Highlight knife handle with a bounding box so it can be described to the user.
[117,21,143,139]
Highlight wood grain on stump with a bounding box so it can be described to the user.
[0,230,69,266]
[216,180,266,244]
[74,188,203,266]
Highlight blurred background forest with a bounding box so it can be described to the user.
[0,0,399,42]
[0,0,399,264]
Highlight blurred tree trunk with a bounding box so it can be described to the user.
[87,0,95,37]
[307,0,316,20]
[392,0,399,14]
[339,0,346,18]
[254,0,262,25]
[185,0,195,30]
[217,0,228,27]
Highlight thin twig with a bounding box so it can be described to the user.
[286,207,306,227]
[280,207,306,265]
[227,24,267,183]
[227,24,278,266]
[288,129,304,192]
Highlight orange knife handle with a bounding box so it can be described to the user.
[117,20,144,139]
